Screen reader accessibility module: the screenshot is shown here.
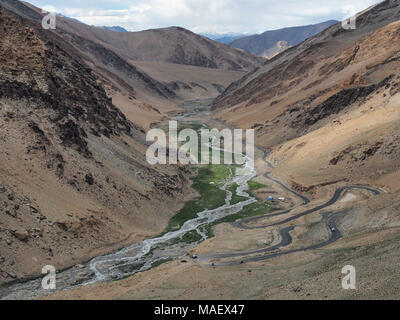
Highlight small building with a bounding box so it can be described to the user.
[267,196,275,201]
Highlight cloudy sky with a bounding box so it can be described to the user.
[29,0,381,34]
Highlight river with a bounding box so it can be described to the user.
[0,101,258,299]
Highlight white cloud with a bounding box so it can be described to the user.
[29,0,382,34]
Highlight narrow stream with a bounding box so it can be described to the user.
[0,114,258,300]
[86,130,257,283]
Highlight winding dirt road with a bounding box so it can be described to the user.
[200,138,381,267]
[0,101,383,299]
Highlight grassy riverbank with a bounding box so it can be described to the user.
[228,183,248,205]
[202,178,271,238]
[160,120,272,242]
[162,165,234,234]
[163,161,272,239]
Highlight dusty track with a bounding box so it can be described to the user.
[200,121,381,267]
[206,211,347,266]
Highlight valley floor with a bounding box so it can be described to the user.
[41,104,400,300]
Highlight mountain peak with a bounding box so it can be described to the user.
[230,20,339,58]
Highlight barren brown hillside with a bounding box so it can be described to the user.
[53,23,264,72]
[1,0,263,131]
[52,19,263,119]
[0,0,261,285]
[214,0,400,193]
[2,0,400,301]
[0,4,193,284]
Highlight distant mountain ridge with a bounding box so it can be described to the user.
[230,20,339,58]
[102,26,128,32]
[200,32,249,44]
[57,25,264,71]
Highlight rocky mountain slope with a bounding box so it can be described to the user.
[230,20,338,58]
[53,20,264,104]
[214,0,400,193]
[2,0,263,130]
[55,23,264,71]
[0,2,193,284]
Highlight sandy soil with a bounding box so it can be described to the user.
[45,140,400,300]
[47,190,400,300]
